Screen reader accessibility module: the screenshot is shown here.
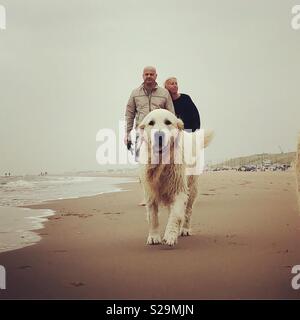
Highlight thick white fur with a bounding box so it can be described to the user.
[138,109,213,246]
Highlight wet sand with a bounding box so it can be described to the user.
[0,171,300,299]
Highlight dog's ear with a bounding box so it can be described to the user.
[176,119,184,130]
[138,119,147,143]
[139,118,146,130]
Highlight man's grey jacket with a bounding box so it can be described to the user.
[125,83,175,136]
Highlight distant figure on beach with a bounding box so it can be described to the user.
[164,77,201,132]
[124,66,175,206]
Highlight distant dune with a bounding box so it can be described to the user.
[214,152,295,169]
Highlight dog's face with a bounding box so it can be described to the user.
[139,109,184,156]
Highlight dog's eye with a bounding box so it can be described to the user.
[164,119,172,125]
[149,120,155,126]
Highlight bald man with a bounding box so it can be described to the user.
[124,66,175,159]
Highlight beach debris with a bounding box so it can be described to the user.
[276,249,290,254]
[61,213,93,218]
[49,216,62,220]
[103,212,122,215]
[78,213,93,218]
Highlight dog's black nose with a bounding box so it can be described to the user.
[154,131,165,148]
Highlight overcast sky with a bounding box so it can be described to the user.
[0,0,300,174]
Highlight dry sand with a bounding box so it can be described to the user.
[0,171,300,299]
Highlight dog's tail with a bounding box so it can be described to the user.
[203,130,214,148]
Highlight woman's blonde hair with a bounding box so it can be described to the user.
[164,77,177,88]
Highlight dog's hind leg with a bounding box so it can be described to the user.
[181,177,198,236]
[146,201,161,245]
[163,192,188,246]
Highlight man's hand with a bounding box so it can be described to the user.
[124,135,132,150]
[126,140,133,151]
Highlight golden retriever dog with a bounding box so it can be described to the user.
[138,109,213,246]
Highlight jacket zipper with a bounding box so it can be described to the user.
[148,92,152,113]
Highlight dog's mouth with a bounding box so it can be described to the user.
[150,131,173,155]
[153,143,170,154]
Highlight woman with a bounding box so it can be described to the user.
[164,77,201,132]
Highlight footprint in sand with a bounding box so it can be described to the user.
[226,234,237,238]
[239,181,251,186]
[70,282,85,287]
[228,241,247,246]
[18,265,32,270]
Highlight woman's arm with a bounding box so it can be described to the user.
[188,96,201,131]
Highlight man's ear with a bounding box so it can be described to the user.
[177,119,184,130]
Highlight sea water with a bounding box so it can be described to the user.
[0,175,135,253]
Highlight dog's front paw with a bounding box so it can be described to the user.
[162,233,178,246]
[146,234,162,245]
[180,227,191,236]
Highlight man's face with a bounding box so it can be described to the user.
[143,68,157,86]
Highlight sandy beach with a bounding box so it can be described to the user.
[0,170,300,299]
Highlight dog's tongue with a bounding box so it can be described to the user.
[153,145,163,153]
[158,136,163,148]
